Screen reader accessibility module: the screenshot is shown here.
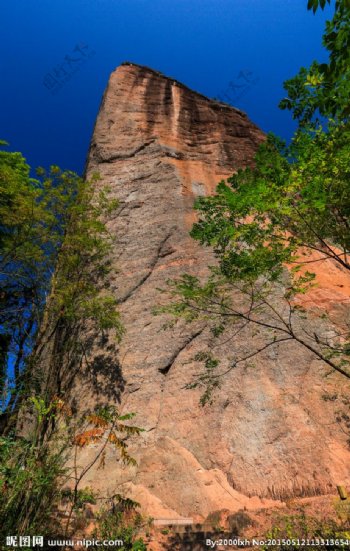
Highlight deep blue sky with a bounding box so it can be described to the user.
[1,0,332,174]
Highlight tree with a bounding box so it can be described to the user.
[283,0,350,123]
[0,143,143,545]
[0,142,122,432]
[65,406,143,536]
[159,0,350,403]
[0,397,143,545]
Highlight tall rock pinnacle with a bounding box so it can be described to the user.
[69,63,349,520]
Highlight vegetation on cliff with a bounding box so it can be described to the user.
[0,0,349,546]
[0,398,145,548]
[0,149,144,546]
[161,0,350,402]
[0,152,122,431]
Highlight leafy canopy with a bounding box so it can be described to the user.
[191,123,350,288]
[191,0,350,291]
[159,0,350,402]
[283,0,350,123]
[0,142,122,422]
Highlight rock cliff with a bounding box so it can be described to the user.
[68,62,349,520]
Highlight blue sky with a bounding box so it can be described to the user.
[1,0,332,174]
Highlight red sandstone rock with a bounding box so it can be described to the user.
[62,63,350,520]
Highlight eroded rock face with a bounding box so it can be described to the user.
[72,63,350,520]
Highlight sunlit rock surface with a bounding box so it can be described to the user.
[69,62,350,520]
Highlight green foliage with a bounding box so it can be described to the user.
[191,352,221,406]
[283,1,350,123]
[191,136,292,284]
[262,508,350,550]
[61,486,97,510]
[159,0,350,403]
[62,405,143,536]
[46,170,122,334]
[191,124,350,288]
[0,398,70,542]
[0,396,143,544]
[0,142,140,543]
[307,0,331,14]
[0,142,122,428]
[96,508,148,550]
[74,405,143,467]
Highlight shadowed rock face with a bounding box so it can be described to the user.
[72,63,350,520]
